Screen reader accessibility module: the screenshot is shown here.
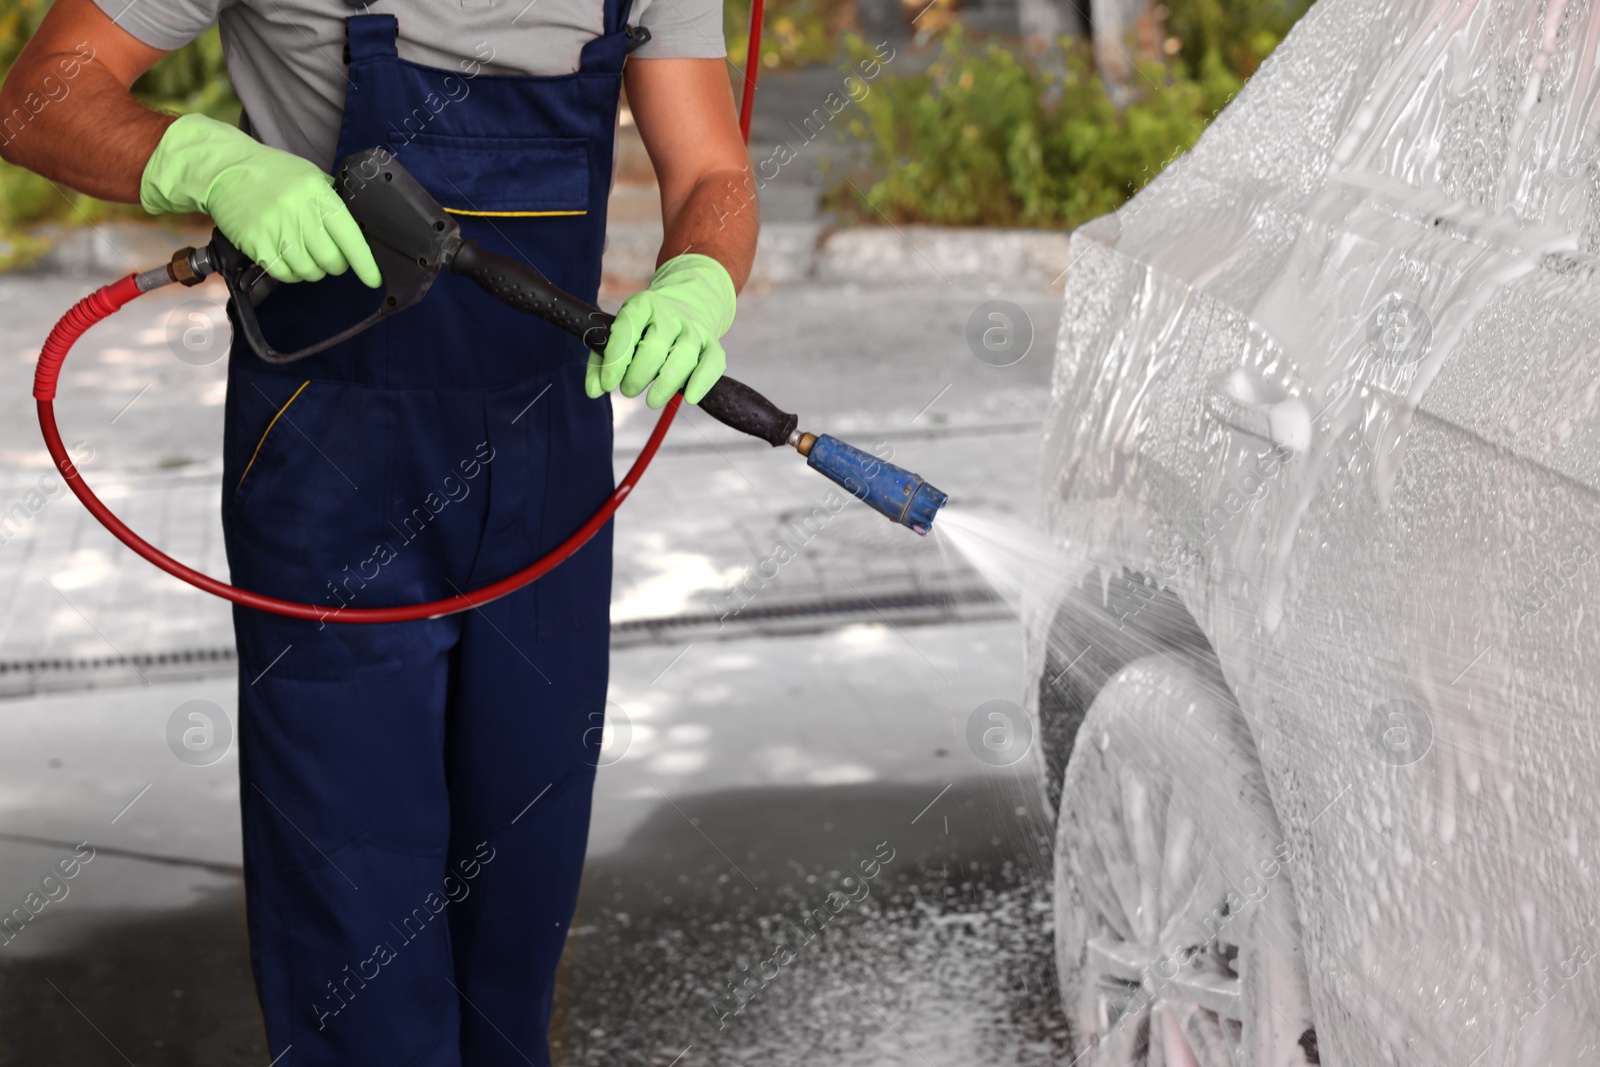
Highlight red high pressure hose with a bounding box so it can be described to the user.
[33,18,766,624]
[738,0,765,142]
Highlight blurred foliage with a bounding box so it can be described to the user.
[825,25,1243,228]
[1,0,237,268]
[725,0,860,71]
[1162,0,1312,78]
[0,0,51,69]
[723,0,1313,76]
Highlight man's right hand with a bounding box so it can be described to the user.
[141,113,382,287]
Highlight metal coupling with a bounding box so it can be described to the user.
[171,245,212,286]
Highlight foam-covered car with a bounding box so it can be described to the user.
[1032,1,1600,1063]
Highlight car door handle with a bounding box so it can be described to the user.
[1206,367,1312,455]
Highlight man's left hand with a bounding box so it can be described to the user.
[587,253,736,409]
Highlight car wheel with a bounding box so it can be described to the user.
[1053,653,1318,1066]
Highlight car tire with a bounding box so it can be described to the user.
[1053,652,1319,1066]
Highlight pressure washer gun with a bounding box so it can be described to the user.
[165,148,948,536]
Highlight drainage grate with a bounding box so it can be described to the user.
[0,648,237,676]
[0,647,239,699]
[0,585,1007,698]
[610,584,1004,645]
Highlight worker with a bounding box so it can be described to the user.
[0,0,757,1061]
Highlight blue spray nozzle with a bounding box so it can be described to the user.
[804,434,949,535]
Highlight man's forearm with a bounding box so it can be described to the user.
[657,166,760,292]
[1,0,177,206]
[0,33,173,202]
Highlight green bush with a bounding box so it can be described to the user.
[1163,0,1311,79]
[825,26,1242,229]
[725,0,858,71]
[1,3,238,267]
[0,0,51,70]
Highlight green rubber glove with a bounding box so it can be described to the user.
[588,253,735,409]
[140,113,382,288]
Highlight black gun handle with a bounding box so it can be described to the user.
[451,239,615,349]
[695,377,797,447]
[450,239,798,448]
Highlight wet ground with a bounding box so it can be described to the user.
[553,780,1066,1067]
[0,611,1074,1065]
[0,779,1065,1067]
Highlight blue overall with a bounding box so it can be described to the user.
[220,9,630,1064]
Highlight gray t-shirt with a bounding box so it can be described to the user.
[98,0,726,166]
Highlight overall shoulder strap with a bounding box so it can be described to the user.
[345,14,400,63]
[604,0,638,36]
[578,0,638,69]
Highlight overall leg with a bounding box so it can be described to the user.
[223,366,482,1066]
[443,369,615,1066]
[236,607,465,1066]
[444,610,610,1067]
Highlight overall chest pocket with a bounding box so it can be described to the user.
[393,132,592,218]
[372,130,607,379]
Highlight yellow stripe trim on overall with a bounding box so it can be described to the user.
[237,380,310,491]
[441,207,588,218]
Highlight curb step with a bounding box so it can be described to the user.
[607,221,1072,288]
